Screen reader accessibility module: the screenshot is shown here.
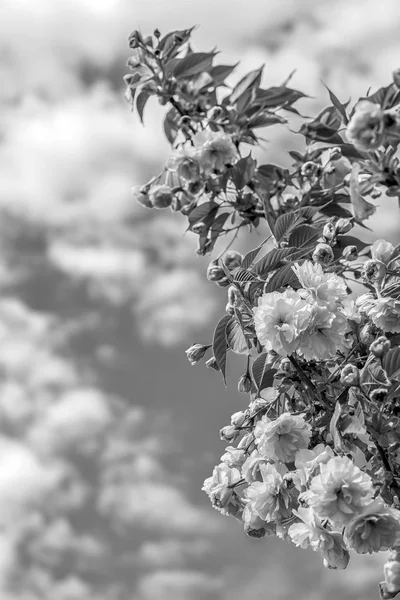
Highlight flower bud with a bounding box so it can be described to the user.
[132,185,153,209]
[362,259,386,283]
[280,358,294,374]
[340,364,360,386]
[149,184,174,209]
[185,343,211,366]
[301,160,320,179]
[227,285,239,307]
[329,147,342,161]
[359,322,378,346]
[206,262,226,282]
[238,373,252,394]
[312,243,334,265]
[370,388,388,402]
[231,411,247,427]
[192,221,207,234]
[205,356,220,371]
[128,30,143,49]
[384,560,400,594]
[216,277,231,288]
[224,250,243,270]
[370,336,391,357]
[245,525,267,538]
[336,218,353,234]
[187,180,204,195]
[342,245,358,262]
[225,302,235,315]
[220,425,239,443]
[323,222,336,241]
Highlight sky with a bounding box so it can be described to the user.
[0,0,400,599]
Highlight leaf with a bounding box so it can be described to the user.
[241,237,271,270]
[251,352,276,392]
[362,83,400,110]
[383,347,400,378]
[158,27,195,56]
[230,154,257,189]
[251,248,302,277]
[212,315,231,386]
[360,362,391,393]
[247,113,286,129]
[136,90,151,124]
[256,164,290,190]
[288,225,321,249]
[188,201,218,227]
[388,244,400,267]
[173,52,217,78]
[163,108,179,144]
[229,67,263,105]
[324,84,349,124]
[225,318,250,355]
[299,121,343,144]
[318,203,353,219]
[263,263,300,293]
[208,63,238,85]
[254,86,307,109]
[335,235,369,252]
[232,268,260,284]
[274,213,298,242]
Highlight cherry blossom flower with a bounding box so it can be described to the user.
[255,412,311,463]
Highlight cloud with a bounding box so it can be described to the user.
[135,569,223,600]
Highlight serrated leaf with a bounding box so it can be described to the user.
[383,347,400,378]
[254,86,306,109]
[251,248,302,277]
[288,225,321,249]
[229,67,263,105]
[248,113,285,129]
[263,263,300,293]
[136,90,151,124]
[241,237,271,270]
[251,352,276,392]
[173,52,217,78]
[360,362,391,393]
[274,213,298,242]
[213,315,231,386]
[232,268,260,284]
[226,318,250,355]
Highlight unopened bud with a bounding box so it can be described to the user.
[336,218,353,234]
[384,560,400,594]
[359,322,378,346]
[362,259,386,283]
[224,250,243,270]
[220,425,239,443]
[370,336,391,358]
[192,221,207,234]
[301,160,320,179]
[329,147,342,161]
[227,285,239,306]
[312,243,334,265]
[238,374,252,394]
[231,411,247,427]
[323,222,336,241]
[280,358,294,374]
[370,387,388,402]
[245,525,266,538]
[340,364,360,386]
[206,262,226,282]
[153,28,161,38]
[205,356,220,371]
[149,184,174,209]
[342,245,358,261]
[187,180,204,195]
[185,343,211,366]
[128,30,143,49]
[216,277,231,287]
[225,302,235,315]
[132,185,153,209]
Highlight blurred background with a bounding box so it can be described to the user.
[0,1,400,599]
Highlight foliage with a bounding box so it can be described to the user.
[125,28,400,598]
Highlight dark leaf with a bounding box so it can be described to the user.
[173,52,217,78]
[158,27,195,56]
[208,63,238,85]
[299,121,343,144]
[229,67,263,105]
[388,244,400,267]
[263,263,300,292]
[335,235,369,252]
[247,113,286,129]
[324,84,349,124]
[362,83,400,110]
[319,203,353,219]
[230,154,257,189]
[188,201,218,227]
[212,315,231,386]
[254,86,307,109]
[226,318,250,355]
[241,237,271,270]
[163,107,179,144]
[383,347,400,378]
[251,248,303,277]
[274,213,298,242]
[251,352,276,392]
[136,90,151,124]
[232,268,260,284]
[288,224,321,249]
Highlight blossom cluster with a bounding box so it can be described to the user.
[126,26,400,598]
